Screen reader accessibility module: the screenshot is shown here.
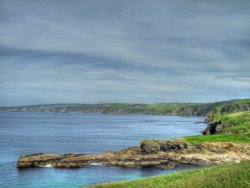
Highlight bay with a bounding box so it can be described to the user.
[0,112,206,188]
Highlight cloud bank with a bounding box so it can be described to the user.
[0,0,250,106]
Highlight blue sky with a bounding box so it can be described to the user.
[0,0,250,106]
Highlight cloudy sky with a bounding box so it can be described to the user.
[0,0,250,106]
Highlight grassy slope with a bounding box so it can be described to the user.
[88,161,250,188]
[206,99,250,120]
[184,111,250,143]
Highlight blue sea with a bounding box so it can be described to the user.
[0,112,206,188]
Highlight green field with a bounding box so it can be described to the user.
[88,161,250,188]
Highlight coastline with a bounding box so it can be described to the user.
[15,99,250,187]
[16,110,250,170]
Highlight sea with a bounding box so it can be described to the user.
[0,112,207,188]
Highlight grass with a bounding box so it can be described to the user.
[184,111,250,143]
[88,160,250,188]
[206,99,250,119]
[184,134,250,143]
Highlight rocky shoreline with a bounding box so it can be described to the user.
[17,139,250,169]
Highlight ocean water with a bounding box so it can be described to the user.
[0,112,207,188]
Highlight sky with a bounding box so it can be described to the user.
[0,0,250,106]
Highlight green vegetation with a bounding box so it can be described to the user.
[206,99,250,121]
[88,161,250,188]
[219,111,250,134]
[185,134,250,143]
[0,102,205,115]
[1,98,250,116]
[185,111,250,143]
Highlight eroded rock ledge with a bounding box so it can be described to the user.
[17,139,250,169]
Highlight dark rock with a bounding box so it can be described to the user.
[140,139,189,154]
[202,120,222,135]
[159,140,188,151]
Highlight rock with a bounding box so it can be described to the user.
[159,140,188,151]
[202,121,222,135]
[16,141,250,169]
[140,140,161,154]
[140,139,189,154]
[155,162,177,170]
[179,142,188,149]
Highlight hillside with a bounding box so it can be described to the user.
[1,99,250,116]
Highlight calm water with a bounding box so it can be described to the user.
[0,112,206,188]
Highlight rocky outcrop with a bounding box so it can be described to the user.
[202,120,222,135]
[17,139,250,169]
[141,140,189,154]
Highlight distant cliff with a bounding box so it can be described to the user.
[1,99,250,116]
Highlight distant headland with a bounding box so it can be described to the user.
[1,99,250,116]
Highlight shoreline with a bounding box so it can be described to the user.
[17,116,207,169]
[16,99,250,177]
[16,115,250,170]
[16,139,250,170]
